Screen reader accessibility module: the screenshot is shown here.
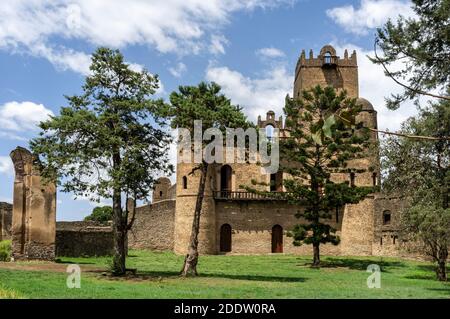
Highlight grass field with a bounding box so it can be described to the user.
[0,250,449,299]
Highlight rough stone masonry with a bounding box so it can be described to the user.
[10,147,56,261]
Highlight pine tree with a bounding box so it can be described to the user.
[282,86,374,266]
[371,0,450,110]
[167,82,249,276]
[30,47,173,276]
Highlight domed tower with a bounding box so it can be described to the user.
[355,97,380,187]
[294,44,380,187]
[173,158,217,255]
[153,177,172,203]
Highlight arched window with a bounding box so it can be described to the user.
[324,51,332,64]
[220,224,232,252]
[182,176,188,189]
[265,124,275,143]
[383,211,391,225]
[220,165,232,192]
[159,191,163,197]
[271,225,283,253]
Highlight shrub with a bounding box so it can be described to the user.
[84,206,113,224]
[0,240,11,262]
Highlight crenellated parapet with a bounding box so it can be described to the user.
[294,45,359,99]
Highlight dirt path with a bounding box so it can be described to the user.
[0,261,105,273]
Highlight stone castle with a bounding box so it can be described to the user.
[0,45,418,260]
[128,45,414,259]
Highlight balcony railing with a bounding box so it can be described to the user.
[213,191,290,201]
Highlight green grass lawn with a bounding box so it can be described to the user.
[0,250,449,299]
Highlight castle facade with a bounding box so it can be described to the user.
[128,45,415,259]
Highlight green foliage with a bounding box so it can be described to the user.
[166,82,250,139]
[282,86,374,264]
[30,47,174,275]
[84,206,113,224]
[371,0,450,109]
[1,251,449,298]
[165,82,251,275]
[0,240,11,262]
[31,47,173,201]
[382,98,449,280]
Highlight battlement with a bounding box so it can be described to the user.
[294,45,359,98]
[295,45,357,73]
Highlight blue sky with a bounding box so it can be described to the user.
[0,0,417,220]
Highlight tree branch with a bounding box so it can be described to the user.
[373,41,450,102]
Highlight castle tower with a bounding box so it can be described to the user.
[153,177,172,203]
[294,45,359,98]
[173,160,217,255]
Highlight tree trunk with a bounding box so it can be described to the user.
[436,247,448,281]
[112,192,127,276]
[312,243,320,267]
[180,162,208,277]
[111,149,127,276]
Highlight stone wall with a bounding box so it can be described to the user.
[10,147,56,261]
[56,221,113,257]
[128,199,175,251]
[215,200,342,255]
[0,202,12,241]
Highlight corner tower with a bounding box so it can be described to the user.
[294,45,359,98]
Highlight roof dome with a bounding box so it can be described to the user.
[357,98,374,111]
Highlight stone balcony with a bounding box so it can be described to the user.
[213,191,290,201]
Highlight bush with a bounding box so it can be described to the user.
[0,240,11,262]
[84,206,113,224]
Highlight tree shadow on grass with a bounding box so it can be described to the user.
[97,270,307,283]
[55,259,96,265]
[304,257,405,272]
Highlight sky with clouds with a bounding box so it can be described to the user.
[0,0,418,220]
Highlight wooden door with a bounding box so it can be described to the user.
[220,224,232,252]
[271,225,283,253]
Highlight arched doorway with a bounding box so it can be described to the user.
[220,165,232,192]
[220,224,232,252]
[271,225,283,253]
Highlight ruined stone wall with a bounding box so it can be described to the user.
[371,195,426,259]
[10,147,56,261]
[56,221,113,257]
[128,199,175,251]
[0,202,12,241]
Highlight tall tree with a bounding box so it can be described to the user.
[382,98,449,281]
[30,47,173,275]
[282,86,374,266]
[371,0,450,110]
[167,82,249,276]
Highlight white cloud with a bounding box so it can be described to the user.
[0,101,54,132]
[169,62,188,78]
[256,47,285,59]
[206,64,293,121]
[331,42,419,131]
[0,0,294,73]
[209,34,229,55]
[326,0,414,35]
[0,156,13,176]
